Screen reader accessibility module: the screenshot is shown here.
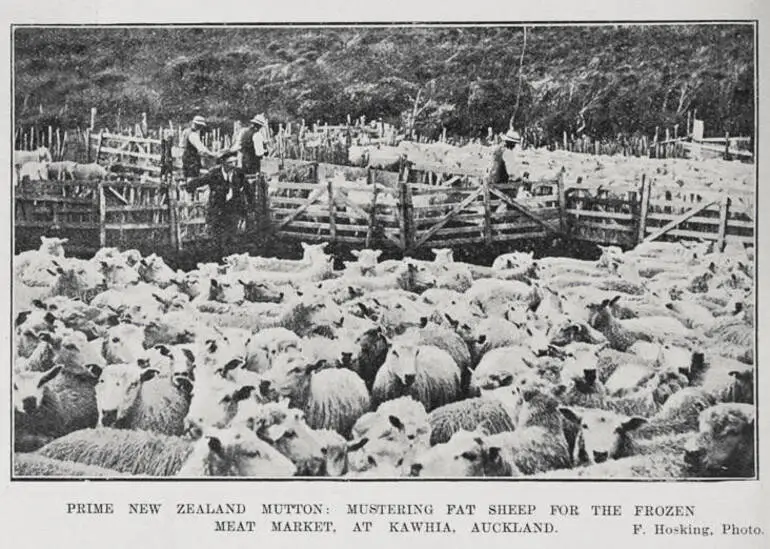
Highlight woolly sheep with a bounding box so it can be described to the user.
[349,326,390,391]
[471,346,536,393]
[93,364,192,436]
[233,399,326,476]
[14,364,99,452]
[15,146,52,167]
[559,406,647,465]
[244,327,302,373]
[184,373,257,438]
[428,396,515,446]
[465,278,541,316]
[38,426,295,477]
[47,160,77,181]
[434,263,474,293]
[683,403,755,478]
[14,453,129,477]
[19,161,50,182]
[411,429,521,478]
[238,279,286,303]
[102,323,145,364]
[372,340,461,413]
[260,352,370,438]
[137,254,176,288]
[71,162,109,180]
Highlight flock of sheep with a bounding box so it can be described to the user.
[14,146,109,184]
[13,234,754,478]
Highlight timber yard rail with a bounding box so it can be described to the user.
[14,156,754,260]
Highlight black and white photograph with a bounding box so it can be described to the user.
[11,22,757,480]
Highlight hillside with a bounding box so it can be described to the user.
[13,24,755,141]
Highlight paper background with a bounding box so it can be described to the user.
[1,2,766,547]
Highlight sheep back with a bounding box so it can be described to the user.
[37,428,193,476]
[428,398,515,446]
[303,368,370,438]
[14,453,129,477]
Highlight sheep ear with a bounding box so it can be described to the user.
[232,385,255,402]
[559,407,581,424]
[238,279,248,286]
[31,299,46,310]
[444,314,458,329]
[181,348,196,365]
[350,250,361,258]
[223,358,244,373]
[374,250,382,259]
[14,311,31,327]
[173,374,194,396]
[388,415,405,431]
[139,368,160,383]
[207,436,224,456]
[37,365,62,387]
[137,358,151,369]
[620,417,647,432]
[210,279,220,288]
[346,437,369,452]
[609,295,621,306]
[44,312,57,326]
[476,334,487,345]
[419,316,428,328]
[154,344,171,357]
[708,262,716,273]
[483,446,502,464]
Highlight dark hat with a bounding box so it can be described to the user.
[217,150,238,163]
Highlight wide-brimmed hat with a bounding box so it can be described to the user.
[192,115,207,127]
[503,129,521,143]
[217,150,238,163]
[250,114,267,126]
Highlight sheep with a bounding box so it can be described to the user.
[559,406,647,465]
[137,254,176,288]
[491,251,537,282]
[14,454,129,477]
[15,146,52,167]
[102,323,146,364]
[348,397,431,475]
[312,428,350,476]
[470,346,537,393]
[349,325,390,391]
[372,339,462,413]
[233,399,326,476]
[466,317,539,366]
[419,288,463,309]
[260,352,370,438]
[434,263,474,293]
[184,374,258,438]
[37,426,296,477]
[238,279,286,303]
[93,363,192,437]
[587,296,690,351]
[428,396,515,446]
[19,161,50,182]
[688,354,754,405]
[465,278,541,316]
[411,429,521,477]
[348,249,383,275]
[71,162,109,180]
[483,383,573,475]
[683,403,755,478]
[13,363,100,452]
[47,160,77,181]
[243,327,302,373]
[47,259,105,301]
[301,335,359,371]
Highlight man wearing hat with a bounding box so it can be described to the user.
[503,128,521,150]
[182,115,216,179]
[238,113,268,175]
[184,150,254,253]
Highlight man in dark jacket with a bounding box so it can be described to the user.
[181,115,215,179]
[238,113,268,175]
[184,151,255,252]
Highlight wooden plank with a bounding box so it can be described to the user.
[106,187,130,205]
[15,221,101,229]
[717,195,730,252]
[328,180,336,243]
[557,172,567,233]
[104,223,170,230]
[99,132,161,146]
[365,183,379,248]
[489,187,560,234]
[636,174,649,244]
[411,186,484,249]
[491,230,549,241]
[579,221,636,233]
[642,199,718,243]
[482,178,492,245]
[646,213,721,225]
[168,185,180,252]
[275,189,325,230]
[270,182,322,191]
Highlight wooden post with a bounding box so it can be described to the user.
[168,182,180,252]
[636,174,650,244]
[562,131,567,150]
[328,179,336,244]
[94,129,105,165]
[97,181,107,247]
[557,171,567,234]
[724,131,730,161]
[90,107,97,131]
[256,174,270,233]
[55,128,62,160]
[47,126,53,149]
[717,195,730,252]
[85,129,91,163]
[687,111,692,136]
[482,176,492,245]
[365,173,379,249]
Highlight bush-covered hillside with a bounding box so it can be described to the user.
[13,25,755,141]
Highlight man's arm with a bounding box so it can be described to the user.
[183,170,213,192]
[188,131,214,157]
